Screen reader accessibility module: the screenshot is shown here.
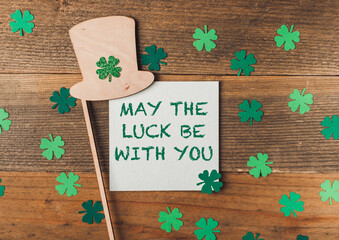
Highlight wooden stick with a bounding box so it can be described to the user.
[81,100,115,240]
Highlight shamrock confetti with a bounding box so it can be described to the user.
[274,25,300,51]
[55,172,82,197]
[40,134,65,160]
[96,56,122,82]
[321,115,339,140]
[297,235,309,240]
[279,192,304,217]
[319,179,339,205]
[79,200,105,224]
[50,87,77,114]
[158,207,183,233]
[141,45,167,71]
[194,218,220,240]
[288,88,313,114]
[0,108,12,135]
[9,10,34,36]
[0,178,5,197]
[230,50,256,76]
[242,232,264,240]
[197,169,223,194]
[193,25,218,52]
[238,99,263,125]
[247,153,273,178]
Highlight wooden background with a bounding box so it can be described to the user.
[0,0,338,239]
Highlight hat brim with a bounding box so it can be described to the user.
[70,71,154,101]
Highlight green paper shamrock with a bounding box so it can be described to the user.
[158,207,183,233]
[9,10,35,36]
[0,108,12,135]
[194,217,220,240]
[288,88,313,114]
[79,200,105,224]
[321,115,339,140]
[279,192,304,217]
[230,50,256,76]
[0,178,5,197]
[274,25,300,51]
[193,25,218,52]
[197,169,223,194]
[55,172,82,197]
[297,234,309,240]
[319,179,339,205]
[50,87,77,114]
[141,45,167,71]
[238,99,263,125]
[242,232,264,240]
[247,153,273,178]
[40,134,65,160]
[96,56,122,82]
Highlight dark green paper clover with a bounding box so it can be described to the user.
[96,56,122,82]
[141,45,167,71]
[297,235,309,240]
[194,218,220,240]
[79,200,105,224]
[9,10,34,36]
[231,50,256,76]
[321,115,339,140]
[0,178,5,197]
[197,169,223,194]
[242,232,264,240]
[239,99,263,125]
[50,87,77,114]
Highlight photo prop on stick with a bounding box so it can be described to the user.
[69,16,155,240]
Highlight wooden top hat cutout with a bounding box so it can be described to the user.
[69,16,154,240]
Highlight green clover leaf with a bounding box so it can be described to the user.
[319,179,339,205]
[0,108,12,135]
[197,169,223,194]
[274,25,300,51]
[50,87,77,114]
[40,134,65,160]
[193,25,218,52]
[279,192,304,217]
[96,56,122,82]
[0,178,5,197]
[297,235,309,240]
[288,88,313,114]
[55,172,82,197]
[247,153,273,178]
[194,218,220,240]
[321,115,339,140]
[158,207,183,233]
[242,232,264,240]
[9,10,35,36]
[230,50,256,76]
[141,45,167,71]
[239,99,263,125]
[79,200,105,224]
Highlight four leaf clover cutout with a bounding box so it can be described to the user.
[274,25,300,51]
[10,10,35,36]
[55,172,82,197]
[194,218,220,240]
[197,169,223,194]
[247,153,273,178]
[141,45,167,71]
[50,87,77,114]
[40,134,65,160]
[0,108,12,135]
[193,25,218,52]
[239,99,263,125]
[96,56,122,82]
[79,200,105,224]
[288,88,313,114]
[231,50,256,76]
[321,115,339,140]
[279,192,304,217]
[319,180,339,205]
[158,207,183,233]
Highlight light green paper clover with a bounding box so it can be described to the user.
[40,134,65,160]
[158,207,183,233]
[193,25,218,52]
[0,178,5,197]
[238,99,263,125]
[230,50,256,76]
[55,172,82,197]
[321,115,339,140]
[141,45,167,71]
[274,25,300,51]
[197,169,223,194]
[0,108,12,135]
[247,153,273,178]
[279,192,304,217]
[96,56,122,82]
[194,218,220,240]
[9,10,35,36]
[319,179,339,205]
[288,88,313,114]
[242,232,264,240]
[79,200,105,224]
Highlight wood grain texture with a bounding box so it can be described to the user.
[0,171,338,239]
[0,0,338,75]
[0,74,338,173]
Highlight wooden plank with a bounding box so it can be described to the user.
[0,74,338,173]
[0,0,338,75]
[0,171,338,239]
